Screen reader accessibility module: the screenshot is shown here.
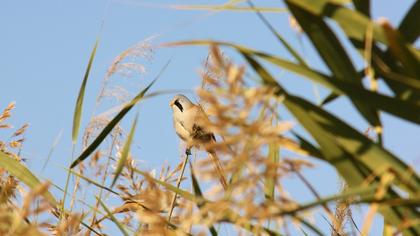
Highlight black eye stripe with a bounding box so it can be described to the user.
[174,100,183,112]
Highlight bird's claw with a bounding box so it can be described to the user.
[185,148,192,156]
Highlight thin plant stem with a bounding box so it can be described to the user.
[69,173,81,212]
[61,144,76,220]
[89,137,117,229]
[168,152,190,223]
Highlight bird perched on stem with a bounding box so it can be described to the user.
[169,94,228,190]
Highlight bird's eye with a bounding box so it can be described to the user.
[174,99,183,112]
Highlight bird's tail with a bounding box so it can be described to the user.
[209,152,228,190]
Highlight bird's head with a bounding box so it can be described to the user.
[169,94,194,112]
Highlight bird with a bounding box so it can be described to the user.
[169,94,228,190]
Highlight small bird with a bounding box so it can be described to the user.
[169,94,228,189]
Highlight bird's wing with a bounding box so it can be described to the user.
[190,106,216,142]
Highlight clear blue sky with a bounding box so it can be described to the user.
[1,0,418,235]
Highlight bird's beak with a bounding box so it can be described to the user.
[169,99,174,107]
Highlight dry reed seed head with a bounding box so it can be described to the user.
[0,124,12,129]
[226,64,245,85]
[131,179,172,213]
[332,183,353,235]
[9,139,24,149]
[0,175,18,204]
[0,141,7,152]
[90,150,102,167]
[201,46,231,90]
[105,39,154,81]
[101,85,132,103]
[0,104,28,155]
[0,205,25,236]
[54,213,83,236]
[99,39,154,112]
[0,183,53,236]
[11,124,29,137]
[20,182,53,219]
[0,102,15,124]
[209,45,228,70]
[83,116,123,148]
[114,63,147,79]
[176,200,229,228]
[136,211,170,235]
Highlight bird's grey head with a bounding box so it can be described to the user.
[170,94,194,112]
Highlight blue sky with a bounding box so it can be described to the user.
[1,0,418,235]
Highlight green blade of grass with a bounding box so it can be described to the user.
[286,0,420,59]
[292,132,324,159]
[110,112,138,188]
[375,0,420,102]
[63,39,100,219]
[72,39,99,143]
[64,39,100,218]
[286,1,359,82]
[256,45,420,91]
[320,92,339,106]
[287,92,420,193]
[381,21,420,78]
[245,53,420,125]
[352,0,370,17]
[247,1,307,66]
[286,0,386,44]
[97,197,129,236]
[244,56,420,234]
[245,55,420,193]
[0,151,57,206]
[360,197,420,207]
[282,93,420,234]
[70,60,170,169]
[286,0,380,128]
[347,0,420,103]
[397,1,420,43]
